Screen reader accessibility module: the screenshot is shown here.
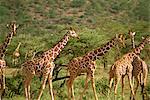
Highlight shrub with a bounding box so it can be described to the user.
[70,0,86,8]
[95,77,109,96]
[5,73,23,98]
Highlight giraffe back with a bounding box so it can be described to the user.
[132,56,148,77]
[67,56,96,76]
[22,50,55,77]
[110,52,138,76]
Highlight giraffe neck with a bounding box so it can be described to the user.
[15,43,21,52]
[0,32,14,59]
[133,39,146,55]
[83,37,118,61]
[49,33,70,60]
[131,36,135,49]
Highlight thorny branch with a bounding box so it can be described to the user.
[52,63,84,87]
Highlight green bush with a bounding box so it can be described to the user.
[48,9,57,18]
[95,77,109,96]
[134,0,150,21]
[71,0,86,8]
[146,81,150,94]
[5,74,23,98]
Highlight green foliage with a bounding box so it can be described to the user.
[48,9,57,18]
[134,0,150,21]
[0,0,149,99]
[5,73,23,98]
[0,6,10,23]
[95,77,109,96]
[146,81,150,94]
[70,0,86,8]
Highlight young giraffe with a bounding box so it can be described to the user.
[108,35,150,99]
[0,21,18,99]
[128,31,148,99]
[12,42,21,65]
[128,30,136,49]
[66,34,125,100]
[21,27,79,100]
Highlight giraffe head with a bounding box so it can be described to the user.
[142,35,150,44]
[115,34,126,47]
[7,21,19,36]
[128,30,136,37]
[68,27,79,39]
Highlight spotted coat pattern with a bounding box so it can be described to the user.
[22,28,78,100]
[132,56,148,97]
[66,34,125,100]
[108,36,150,99]
[0,21,17,99]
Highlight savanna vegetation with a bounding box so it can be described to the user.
[0,0,149,100]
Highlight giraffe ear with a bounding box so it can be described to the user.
[132,32,136,36]
[70,27,73,30]
[142,36,145,39]
[115,34,119,38]
[6,24,9,28]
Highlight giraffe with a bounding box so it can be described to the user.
[66,34,125,100]
[131,56,148,99]
[128,30,148,99]
[0,21,18,99]
[12,42,21,65]
[21,27,79,100]
[128,30,136,49]
[108,35,150,100]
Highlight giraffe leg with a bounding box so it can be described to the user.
[91,73,98,100]
[27,78,33,100]
[48,72,54,100]
[2,69,5,98]
[139,73,145,100]
[114,76,121,99]
[134,76,139,96]
[66,79,71,100]
[130,76,139,100]
[71,80,75,99]
[108,76,113,98]
[37,75,48,100]
[142,69,148,100]
[28,85,31,100]
[80,74,90,100]
[23,75,33,100]
[0,73,4,100]
[141,67,148,94]
[24,77,30,100]
[24,81,28,99]
[121,75,125,98]
[128,73,135,100]
[109,78,113,91]
[0,87,2,100]
[66,76,75,100]
[2,70,5,92]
